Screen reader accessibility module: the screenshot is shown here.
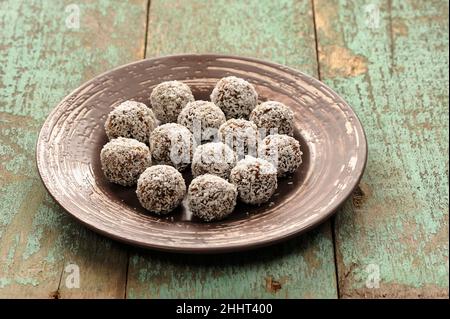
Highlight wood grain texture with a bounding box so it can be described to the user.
[3,0,446,299]
[125,0,338,298]
[314,0,449,297]
[0,0,147,298]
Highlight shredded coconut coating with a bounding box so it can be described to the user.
[104,100,157,144]
[177,100,226,142]
[191,142,237,179]
[218,119,259,159]
[230,156,277,205]
[150,81,194,124]
[136,165,186,214]
[188,174,238,222]
[250,101,295,136]
[150,123,193,171]
[261,134,302,177]
[100,137,151,186]
[210,76,258,119]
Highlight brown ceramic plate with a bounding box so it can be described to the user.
[36,54,367,253]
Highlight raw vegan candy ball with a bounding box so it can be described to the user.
[191,142,237,179]
[210,76,258,119]
[261,134,302,177]
[250,101,295,136]
[177,100,226,142]
[150,123,193,171]
[230,156,277,205]
[104,100,157,144]
[100,137,151,186]
[150,80,194,123]
[188,174,238,222]
[218,119,259,159]
[136,165,186,214]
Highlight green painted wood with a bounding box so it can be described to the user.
[314,0,449,297]
[0,0,148,298]
[4,0,446,299]
[125,0,338,299]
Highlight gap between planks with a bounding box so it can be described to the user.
[310,0,341,299]
[143,0,152,59]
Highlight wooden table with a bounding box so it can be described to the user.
[0,0,448,298]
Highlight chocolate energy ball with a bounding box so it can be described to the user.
[177,100,226,142]
[218,119,259,159]
[188,174,238,222]
[191,142,237,179]
[100,137,151,186]
[150,123,193,171]
[136,165,186,214]
[249,101,295,136]
[104,100,157,144]
[230,156,277,205]
[260,134,302,177]
[150,80,194,123]
[210,76,258,119]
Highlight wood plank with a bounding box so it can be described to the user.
[314,0,449,297]
[126,0,338,299]
[0,0,148,298]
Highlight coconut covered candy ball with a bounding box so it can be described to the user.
[191,142,237,179]
[210,76,258,119]
[261,134,302,177]
[249,101,295,136]
[136,165,186,214]
[218,119,259,159]
[150,80,195,123]
[100,137,151,186]
[188,174,238,222]
[230,156,278,205]
[104,100,157,144]
[150,123,193,171]
[177,100,226,142]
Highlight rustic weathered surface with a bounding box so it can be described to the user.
[314,0,449,298]
[1,0,448,299]
[127,224,335,298]
[125,0,338,298]
[0,0,147,298]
